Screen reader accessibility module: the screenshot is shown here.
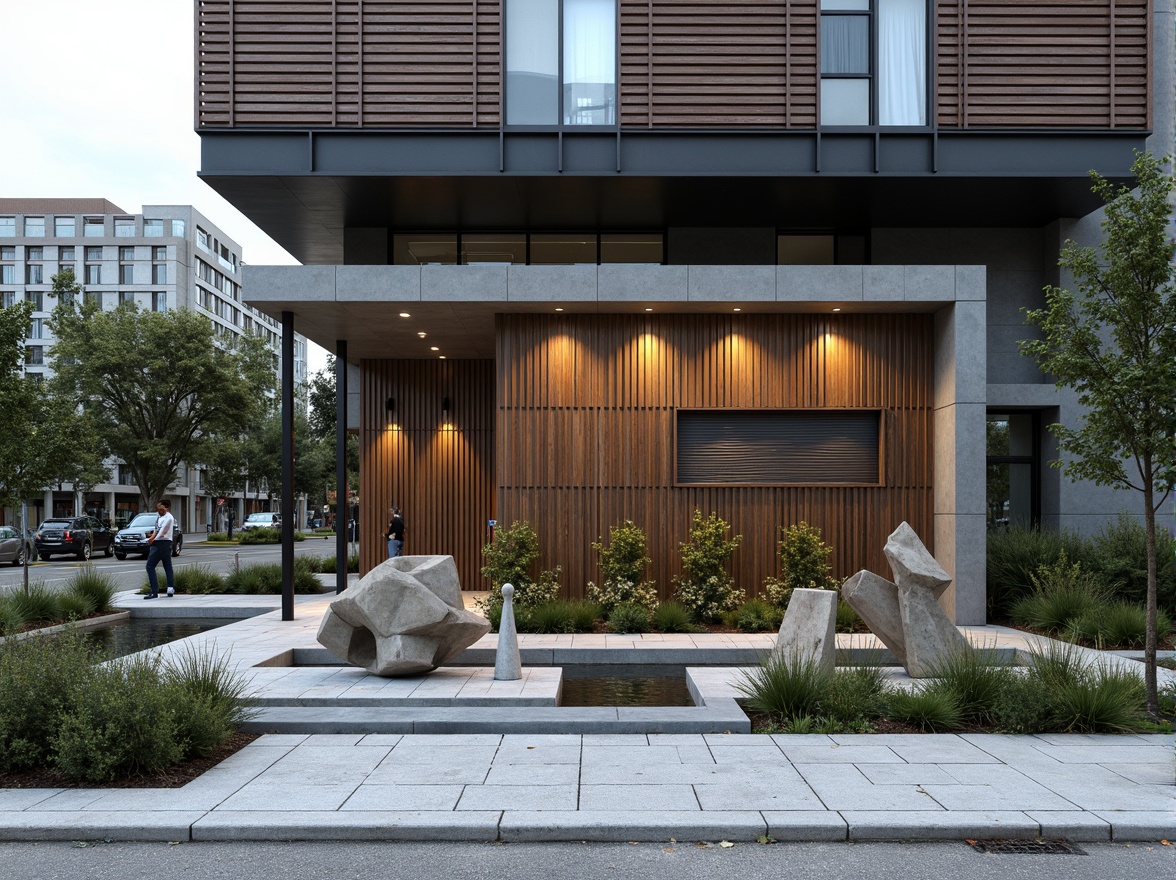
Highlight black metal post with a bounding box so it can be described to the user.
[281,311,295,621]
[335,339,348,594]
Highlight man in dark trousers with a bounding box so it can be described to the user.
[144,499,176,599]
[385,507,405,558]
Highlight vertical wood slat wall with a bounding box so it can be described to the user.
[495,314,933,601]
[199,0,1148,131]
[196,0,501,128]
[936,0,1150,128]
[619,0,818,128]
[359,359,495,586]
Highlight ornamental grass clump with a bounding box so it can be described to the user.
[526,600,602,634]
[607,601,652,634]
[725,598,783,633]
[586,520,658,613]
[223,559,322,594]
[652,600,702,633]
[9,583,63,627]
[925,646,1015,725]
[673,510,743,622]
[171,564,226,595]
[763,522,841,610]
[735,650,829,721]
[66,565,119,613]
[887,686,964,732]
[1009,552,1108,634]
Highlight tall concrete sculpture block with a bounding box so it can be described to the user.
[841,522,967,677]
[317,555,490,676]
[774,588,838,675]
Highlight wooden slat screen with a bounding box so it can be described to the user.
[197,0,502,128]
[495,313,933,601]
[676,410,881,485]
[936,0,1150,128]
[619,0,818,128]
[359,359,495,585]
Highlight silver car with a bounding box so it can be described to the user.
[0,525,34,565]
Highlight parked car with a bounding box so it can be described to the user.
[34,517,115,561]
[240,512,281,532]
[113,512,184,560]
[0,525,35,565]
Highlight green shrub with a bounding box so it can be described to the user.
[652,600,702,633]
[479,521,561,610]
[735,650,830,721]
[57,591,97,621]
[567,600,604,633]
[821,665,889,729]
[586,520,658,613]
[527,601,577,634]
[66,565,118,613]
[607,601,652,633]
[835,599,861,633]
[0,630,97,774]
[992,673,1056,734]
[726,598,783,633]
[9,584,63,626]
[0,597,27,636]
[162,642,253,757]
[1089,513,1176,611]
[926,647,1014,724]
[672,510,744,622]
[168,564,226,595]
[986,525,1093,618]
[224,560,322,594]
[1051,664,1147,733]
[1010,553,1107,633]
[236,527,306,544]
[887,686,963,732]
[206,532,231,542]
[764,522,840,609]
[1066,602,1170,649]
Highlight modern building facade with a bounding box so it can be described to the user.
[0,199,309,531]
[195,0,1175,622]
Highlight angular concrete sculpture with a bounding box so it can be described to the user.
[494,583,522,681]
[316,555,490,676]
[774,588,838,675]
[842,522,968,677]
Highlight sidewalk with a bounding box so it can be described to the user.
[0,592,1172,843]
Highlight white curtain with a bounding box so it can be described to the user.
[563,0,615,87]
[878,0,926,126]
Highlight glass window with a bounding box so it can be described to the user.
[26,246,43,261]
[26,291,43,310]
[85,264,102,285]
[152,246,167,260]
[58,263,75,277]
[821,78,870,125]
[25,346,43,366]
[143,219,164,237]
[0,217,14,237]
[506,0,559,125]
[563,0,616,125]
[196,227,210,250]
[83,217,104,237]
[152,264,167,284]
[59,246,75,261]
[530,233,597,264]
[114,217,135,237]
[152,291,167,312]
[119,291,134,305]
[119,264,135,284]
[26,265,43,284]
[85,246,103,261]
[986,412,1040,531]
[778,235,836,265]
[0,246,14,260]
[30,318,43,339]
[1,292,16,307]
[1,265,14,285]
[821,15,869,74]
[119,246,135,261]
[392,234,458,265]
[461,234,526,265]
[24,217,45,237]
[172,219,186,237]
[55,216,76,237]
[877,0,926,125]
[600,233,663,264]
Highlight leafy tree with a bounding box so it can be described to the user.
[305,358,359,514]
[47,288,275,511]
[1020,151,1176,716]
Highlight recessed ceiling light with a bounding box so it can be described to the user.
[439,355,446,359]
[644,308,653,312]
[417,331,427,338]
[430,346,439,351]
[399,312,410,318]
[555,308,563,312]
[832,307,841,312]
[733,308,741,312]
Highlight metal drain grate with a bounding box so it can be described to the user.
[967,838,1087,855]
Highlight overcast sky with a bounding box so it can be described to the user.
[2,0,331,371]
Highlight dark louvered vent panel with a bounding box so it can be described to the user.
[677,410,880,485]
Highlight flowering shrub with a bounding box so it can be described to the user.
[478,521,561,614]
[764,521,841,609]
[586,520,658,612]
[672,510,744,621]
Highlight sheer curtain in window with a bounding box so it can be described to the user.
[563,0,615,124]
[506,0,559,124]
[878,0,926,125]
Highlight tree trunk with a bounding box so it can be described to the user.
[1142,471,1159,717]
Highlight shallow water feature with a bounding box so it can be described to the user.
[558,664,693,707]
[78,618,227,658]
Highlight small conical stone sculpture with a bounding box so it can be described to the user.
[494,583,522,681]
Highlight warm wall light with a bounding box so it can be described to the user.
[417,331,427,338]
[399,312,410,318]
[430,346,439,351]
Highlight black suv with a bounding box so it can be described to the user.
[34,517,115,561]
[113,512,184,559]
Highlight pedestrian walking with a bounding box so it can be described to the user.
[144,499,176,599]
[385,507,405,558]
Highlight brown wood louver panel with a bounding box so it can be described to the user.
[620,0,818,128]
[936,0,1150,128]
[359,359,495,586]
[197,0,501,128]
[494,313,933,601]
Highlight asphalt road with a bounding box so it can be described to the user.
[0,840,1172,880]
[0,537,350,597]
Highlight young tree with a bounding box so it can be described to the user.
[47,286,276,511]
[1020,151,1176,716]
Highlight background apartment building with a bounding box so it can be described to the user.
[0,198,309,532]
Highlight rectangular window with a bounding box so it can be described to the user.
[26,246,43,261]
[172,219,186,237]
[0,246,14,260]
[26,265,43,284]
[85,246,103,261]
[600,233,663,264]
[83,217,104,237]
[119,291,134,305]
[26,291,44,310]
[25,346,43,366]
[24,217,45,237]
[530,233,597,264]
[196,227,210,250]
[0,218,14,237]
[1,292,15,307]
[58,263,75,278]
[461,234,526,265]
[119,246,135,260]
[1,266,14,285]
[676,410,882,485]
[119,264,135,284]
[152,291,167,312]
[152,264,167,284]
[986,412,1040,530]
[59,246,75,261]
[778,235,836,265]
[114,217,135,237]
[85,264,102,285]
[29,318,43,339]
[143,219,164,237]
[55,216,76,237]
[152,246,167,260]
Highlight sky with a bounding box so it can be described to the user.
[1,0,330,373]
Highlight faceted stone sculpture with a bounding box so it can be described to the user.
[774,588,838,675]
[494,583,522,681]
[842,522,967,677]
[317,555,490,676]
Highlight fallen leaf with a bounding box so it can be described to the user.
[1162,840,1171,846]
[965,839,978,845]
[628,841,639,845]
[663,849,675,854]
[720,841,734,848]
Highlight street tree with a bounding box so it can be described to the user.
[1021,151,1176,716]
[47,287,276,511]
[307,358,359,518]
